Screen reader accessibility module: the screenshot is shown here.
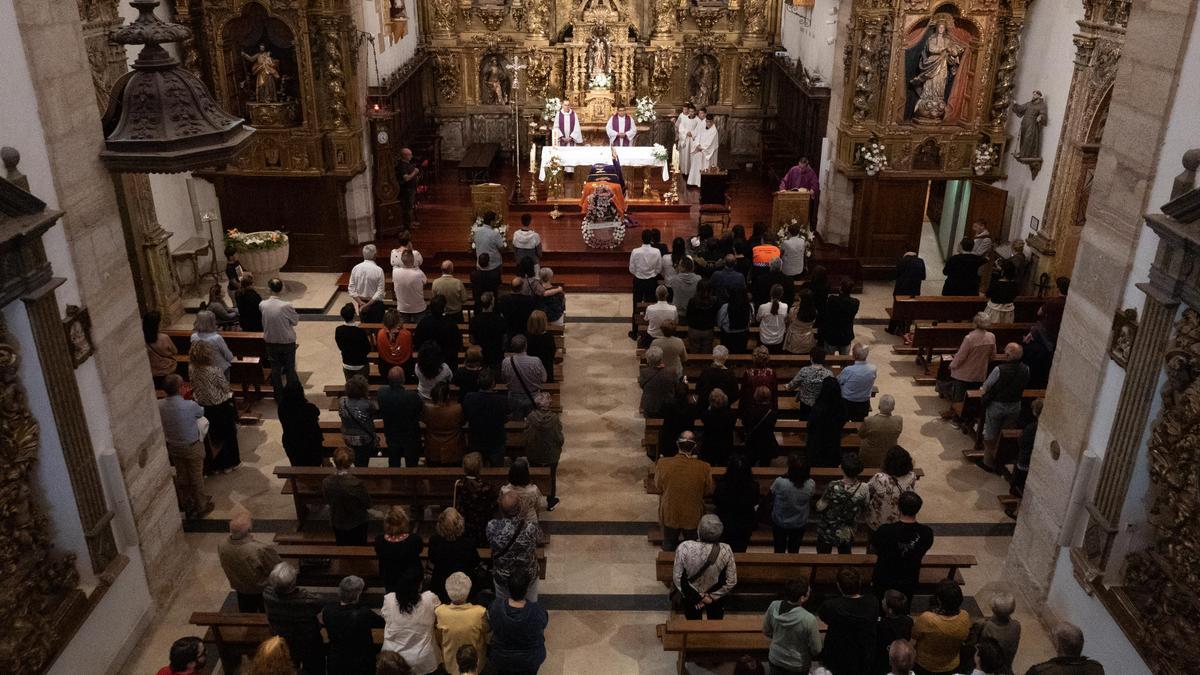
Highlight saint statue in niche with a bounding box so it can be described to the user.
[905,13,966,125]
[242,43,282,103]
[589,37,611,78]
[1011,91,1048,160]
[480,55,510,105]
[690,55,719,106]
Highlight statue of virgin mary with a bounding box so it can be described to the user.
[905,14,966,125]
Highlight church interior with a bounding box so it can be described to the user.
[2,0,1199,673]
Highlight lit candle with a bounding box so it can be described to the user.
[671,143,680,171]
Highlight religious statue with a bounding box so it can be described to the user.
[242,43,281,103]
[589,38,610,78]
[390,0,407,19]
[480,56,510,105]
[905,14,966,125]
[1011,91,1048,160]
[653,0,675,36]
[690,56,719,106]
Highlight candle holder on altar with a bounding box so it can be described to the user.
[662,167,680,204]
[642,167,653,199]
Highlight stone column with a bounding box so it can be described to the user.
[1073,290,1177,582]
[22,282,120,574]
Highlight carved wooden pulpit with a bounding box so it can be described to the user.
[771,190,812,231]
[470,183,508,222]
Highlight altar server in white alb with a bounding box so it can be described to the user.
[675,102,699,175]
[607,103,638,147]
[688,111,719,187]
[553,98,583,146]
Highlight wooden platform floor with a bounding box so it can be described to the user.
[359,164,781,291]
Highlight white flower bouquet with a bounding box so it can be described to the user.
[973,142,998,175]
[635,97,658,123]
[224,228,288,252]
[588,73,612,89]
[651,143,668,163]
[541,97,561,122]
[858,139,889,176]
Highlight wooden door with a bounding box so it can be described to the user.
[851,179,928,271]
[966,180,1008,240]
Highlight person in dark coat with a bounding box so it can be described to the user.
[323,575,384,675]
[818,568,878,675]
[428,507,483,603]
[820,278,860,355]
[276,381,324,466]
[942,237,986,296]
[377,366,424,468]
[414,294,463,372]
[888,248,927,335]
[698,388,736,467]
[235,274,264,332]
[807,376,848,468]
[712,453,759,552]
[740,385,779,467]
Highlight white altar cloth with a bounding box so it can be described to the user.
[538,146,669,181]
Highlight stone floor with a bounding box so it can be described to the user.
[132,272,1057,674]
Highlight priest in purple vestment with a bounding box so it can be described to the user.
[779,157,820,193]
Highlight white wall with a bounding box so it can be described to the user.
[780,0,839,86]
[1046,551,1153,673]
[361,0,422,83]
[1,0,156,671]
[995,0,1085,239]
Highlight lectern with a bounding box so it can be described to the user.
[471,183,509,222]
[771,189,812,231]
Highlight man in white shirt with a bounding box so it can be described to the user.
[393,249,428,323]
[644,285,677,339]
[260,278,300,392]
[687,111,719,188]
[553,98,583,146]
[628,229,664,339]
[511,213,542,271]
[779,224,807,278]
[675,103,698,175]
[606,103,638,147]
[348,244,386,323]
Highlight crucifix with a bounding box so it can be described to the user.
[506,55,528,203]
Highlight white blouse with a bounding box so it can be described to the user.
[382,590,442,674]
[756,302,789,345]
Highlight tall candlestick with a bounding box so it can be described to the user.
[530,143,537,173]
[671,143,680,171]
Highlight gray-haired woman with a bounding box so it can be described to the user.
[671,514,738,620]
[191,309,234,376]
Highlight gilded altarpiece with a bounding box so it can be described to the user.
[419,0,784,161]
[179,0,365,269]
[1028,0,1129,281]
[833,0,1029,178]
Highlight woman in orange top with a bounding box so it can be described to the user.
[377,308,414,381]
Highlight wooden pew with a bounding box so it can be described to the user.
[271,529,550,548]
[321,382,563,411]
[273,465,549,525]
[654,551,975,592]
[908,322,1030,363]
[658,614,827,672]
[954,388,1045,451]
[191,611,389,674]
[275,543,547,586]
[888,295,1044,325]
[165,330,273,408]
[643,466,924,496]
[674,353,856,379]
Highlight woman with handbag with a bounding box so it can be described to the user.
[671,514,737,620]
[814,453,869,554]
[339,374,379,467]
[188,340,241,474]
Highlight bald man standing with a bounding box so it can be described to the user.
[977,342,1031,473]
[218,509,282,612]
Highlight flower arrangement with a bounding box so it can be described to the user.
[651,143,668,163]
[973,142,998,176]
[224,228,288,252]
[588,73,612,89]
[857,139,889,176]
[635,97,658,123]
[541,97,561,122]
[468,216,507,250]
[775,219,816,258]
[580,184,626,249]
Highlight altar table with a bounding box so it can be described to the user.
[538,146,669,181]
